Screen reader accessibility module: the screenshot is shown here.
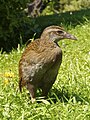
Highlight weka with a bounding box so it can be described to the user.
[19,25,77,103]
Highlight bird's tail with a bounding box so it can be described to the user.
[19,78,22,92]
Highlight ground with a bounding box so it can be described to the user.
[0,16,90,120]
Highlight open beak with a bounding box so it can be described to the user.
[64,32,77,40]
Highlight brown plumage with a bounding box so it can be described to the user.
[19,25,77,103]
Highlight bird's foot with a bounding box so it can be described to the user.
[31,98,36,103]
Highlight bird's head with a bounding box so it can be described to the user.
[41,25,77,42]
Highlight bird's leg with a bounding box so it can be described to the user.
[27,83,36,103]
[41,82,55,98]
[41,87,50,98]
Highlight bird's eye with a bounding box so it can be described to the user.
[57,30,63,34]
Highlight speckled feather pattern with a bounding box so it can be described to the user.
[19,39,62,90]
[19,25,77,102]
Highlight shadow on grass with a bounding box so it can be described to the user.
[25,86,88,104]
[34,8,90,35]
[48,87,89,104]
[19,8,90,47]
[1,8,90,52]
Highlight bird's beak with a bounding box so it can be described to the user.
[64,32,77,40]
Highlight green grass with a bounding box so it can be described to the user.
[0,21,90,120]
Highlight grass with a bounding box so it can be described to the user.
[0,20,90,119]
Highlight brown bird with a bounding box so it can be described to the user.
[19,25,77,103]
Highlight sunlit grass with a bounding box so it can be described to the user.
[0,21,90,120]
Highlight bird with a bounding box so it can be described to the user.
[19,25,77,103]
